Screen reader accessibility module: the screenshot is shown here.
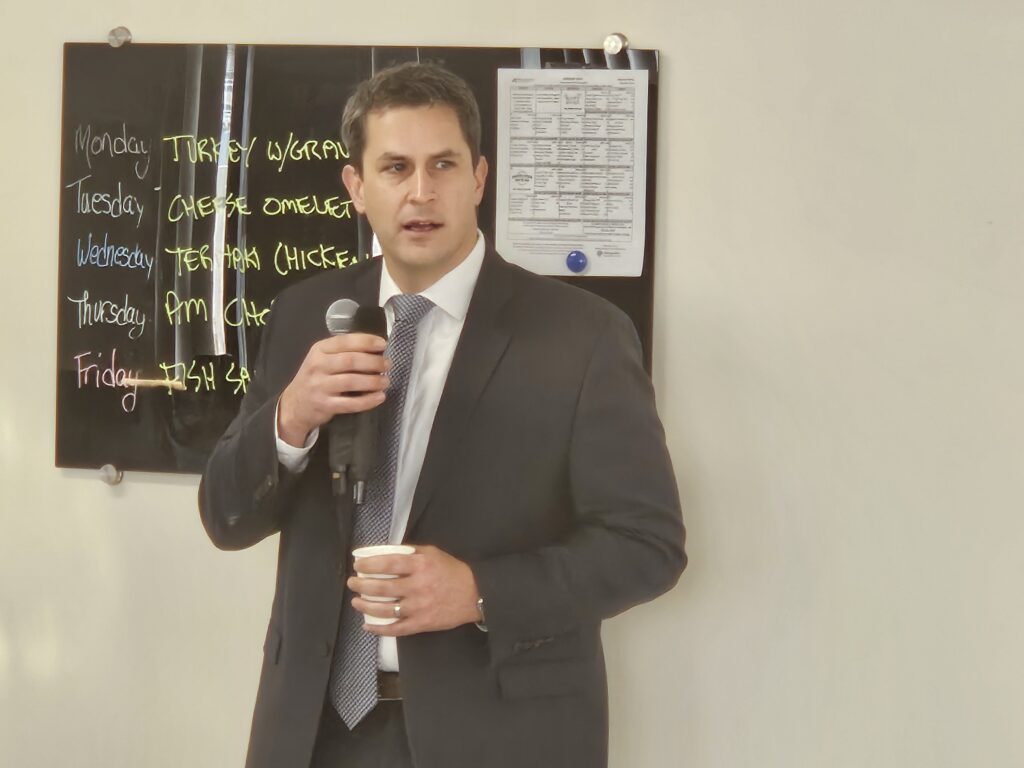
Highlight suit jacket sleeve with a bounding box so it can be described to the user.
[468,308,686,665]
[198,302,301,551]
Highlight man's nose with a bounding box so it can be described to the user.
[408,168,437,203]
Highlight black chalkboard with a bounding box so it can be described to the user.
[56,43,660,473]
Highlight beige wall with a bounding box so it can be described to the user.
[2,1,1022,766]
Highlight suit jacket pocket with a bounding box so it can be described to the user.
[498,658,587,699]
[263,626,282,665]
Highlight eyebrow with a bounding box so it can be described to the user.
[374,149,460,164]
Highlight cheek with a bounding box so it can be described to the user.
[457,187,482,213]
[360,190,399,223]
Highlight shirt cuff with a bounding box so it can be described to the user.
[274,399,318,473]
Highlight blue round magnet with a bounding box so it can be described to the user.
[566,250,588,274]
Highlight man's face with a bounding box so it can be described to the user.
[342,104,488,292]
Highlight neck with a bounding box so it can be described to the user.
[387,264,450,295]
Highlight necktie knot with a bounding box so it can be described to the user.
[389,294,434,328]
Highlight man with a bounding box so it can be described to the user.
[200,62,685,768]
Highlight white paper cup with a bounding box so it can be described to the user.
[353,545,415,624]
[353,544,415,578]
[353,544,415,563]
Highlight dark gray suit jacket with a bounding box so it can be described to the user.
[200,246,686,768]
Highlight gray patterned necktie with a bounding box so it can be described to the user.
[330,293,434,729]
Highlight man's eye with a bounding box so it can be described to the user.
[436,160,454,170]
[384,163,405,173]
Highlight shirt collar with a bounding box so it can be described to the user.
[378,231,485,321]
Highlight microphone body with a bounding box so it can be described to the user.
[325,299,388,499]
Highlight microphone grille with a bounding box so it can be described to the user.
[325,298,360,335]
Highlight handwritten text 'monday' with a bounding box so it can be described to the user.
[74,123,152,180]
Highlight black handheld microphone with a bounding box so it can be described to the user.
[324,298,388,501]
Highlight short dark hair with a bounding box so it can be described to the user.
[341,62,482,171]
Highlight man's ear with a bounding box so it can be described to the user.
[341,165,366,214]
[473,156,489,206]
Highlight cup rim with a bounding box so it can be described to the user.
[353,544,416,559]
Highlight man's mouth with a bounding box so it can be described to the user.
[403,220,442,232]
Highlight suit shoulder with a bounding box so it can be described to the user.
[497,257,632,329]
[270,255,379,314]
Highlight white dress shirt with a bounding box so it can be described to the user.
[275,232,485,671]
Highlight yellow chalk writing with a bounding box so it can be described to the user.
[266,132,349,173]
[225,297,271,328]
[166,244,261,275]
[163,135,258,167]
[273,242,360,275]
[164,291,208,325]
[167,193,251,222]
[262,195,352,219]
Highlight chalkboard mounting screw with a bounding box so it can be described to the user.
[100,464,124,486]
[107,27,132,48]
[603,33,629,56]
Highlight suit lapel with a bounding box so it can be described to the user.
[351,255,382,312]
[405,247,520,534]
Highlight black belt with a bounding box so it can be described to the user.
[378,671,402,701]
